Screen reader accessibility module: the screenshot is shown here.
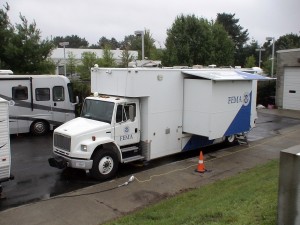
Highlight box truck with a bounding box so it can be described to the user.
[49,67,269,180]
[0,75,78,135]
[0,97,13,196]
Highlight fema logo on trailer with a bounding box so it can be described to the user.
[124,126,130,133]
[243,92,250,106]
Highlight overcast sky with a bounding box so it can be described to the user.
[5,0,300,48]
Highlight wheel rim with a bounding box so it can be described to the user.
[98,156,114,175]
[33,122,46,134]
[227,135,236,143]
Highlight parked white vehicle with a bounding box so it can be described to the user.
[0,97,13,195]
[49,67,269,180]
[0,74,78,135]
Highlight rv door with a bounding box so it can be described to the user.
[52,85,69,124]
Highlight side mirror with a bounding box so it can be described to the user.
[72,96,79,105]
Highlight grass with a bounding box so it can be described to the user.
[105,160,279,225]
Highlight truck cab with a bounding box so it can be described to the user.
[50,93,143,180]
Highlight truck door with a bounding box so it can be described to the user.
[114,103,140,146]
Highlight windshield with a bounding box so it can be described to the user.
[67,83,75,103]
[81,99,114,123]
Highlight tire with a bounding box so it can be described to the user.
[225,135,237,145]
[30,120,49,136]
[90,149,119,180]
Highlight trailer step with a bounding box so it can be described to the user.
[123,155,144,163]
[121,146,139,153]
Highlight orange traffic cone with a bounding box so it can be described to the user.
[196,151,206,173]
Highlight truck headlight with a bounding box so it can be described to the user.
[81,145,88,152]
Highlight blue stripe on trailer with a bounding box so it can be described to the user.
[224,92,252,136]
[182,135,215,151]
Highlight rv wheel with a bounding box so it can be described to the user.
[90,149,119,180]
[30,120,49,136]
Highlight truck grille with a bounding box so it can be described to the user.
[54,133,71,152]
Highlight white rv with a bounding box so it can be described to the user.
[49,67,269,180]
[0,97,13,195]
[0,75,77,135]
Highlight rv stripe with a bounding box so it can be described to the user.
[0,94,74,114]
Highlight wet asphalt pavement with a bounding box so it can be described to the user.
[0,112,299,211]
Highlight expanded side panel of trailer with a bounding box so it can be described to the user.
[0,98,11,182]
[182,70,271,140]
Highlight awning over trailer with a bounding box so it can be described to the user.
[182,69,272,81]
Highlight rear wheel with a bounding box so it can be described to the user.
[225,135,237,145]
[90,149,119,180]
[30,120,49,136]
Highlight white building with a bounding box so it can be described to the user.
[276,48,300,110]
[50,48,138,75]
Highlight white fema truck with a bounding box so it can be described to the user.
[0,74,77,135]
[49,67,269,180]
[0,97,13,195]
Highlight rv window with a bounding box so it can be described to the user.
[53,86,65,101]
[67,83,75,103]
[12,86,28,100]
[36,88,50,101]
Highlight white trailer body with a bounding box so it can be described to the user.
[0,75,77,135]
[0,97,13,188]
[50,67,269,180]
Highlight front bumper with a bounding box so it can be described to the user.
[48,154,93,170]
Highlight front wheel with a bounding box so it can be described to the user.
[30,120,49,136]
[90,149,119,180]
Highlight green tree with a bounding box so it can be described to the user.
[163,14,234,67]
[5,14,54,74]
[142,29,157,60]
[97,36,120,50]
[245,55,256,68]
[216,13,249,66]
[120,45,134,67]
[0,3,13,68]
[122,34,139,50]
[261,33,300,75]
[71,80,90,116]
[76,52,101,80]
[163,15,213,66]
[0,3,55,74]
[89,44,101,49]
[66,51,77,75]
[275,33,300,50]
[261,57,274,76]
[99,45,116,67]
[53,35,89,48]
[211,22,235,66]
[240,39,260,67]
[122,29,159,60]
